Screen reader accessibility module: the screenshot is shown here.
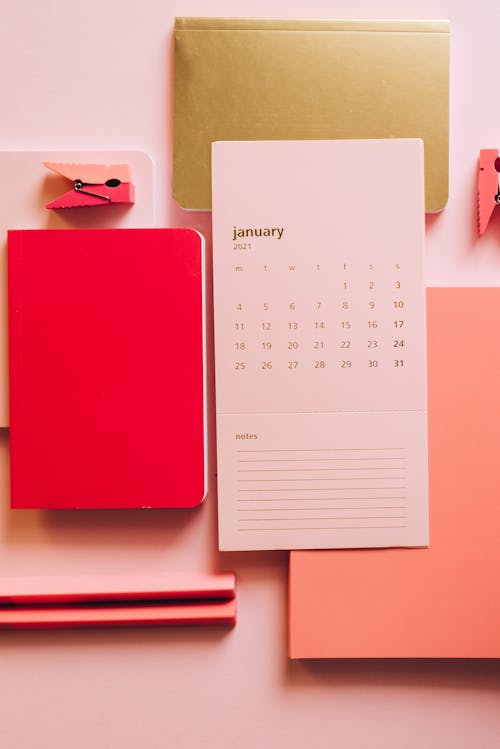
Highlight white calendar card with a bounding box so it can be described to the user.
[211,139,428,551]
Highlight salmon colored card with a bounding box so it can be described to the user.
[0,150,154,428]
[289,288,500,658]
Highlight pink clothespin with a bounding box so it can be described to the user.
[44,162,135,209]
[477,149,500,235]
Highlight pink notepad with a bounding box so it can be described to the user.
[211,139,428,551]
[0,572,236,629]
[289,288,500,658]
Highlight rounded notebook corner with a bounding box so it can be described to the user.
[426,192,449,214]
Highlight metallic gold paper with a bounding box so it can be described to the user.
[174,18,449,212]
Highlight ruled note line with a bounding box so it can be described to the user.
[237,496,407,502]
[238,487,407,492]
[236,447,406,453]
[237,457,407,463]
[237,525,407,531]
[236,467,407,473]
[237,477,406,483]
[237,506,406,511]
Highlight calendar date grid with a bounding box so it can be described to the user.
[229,262,411,373]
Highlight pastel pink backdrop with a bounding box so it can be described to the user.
[0,1,499,748]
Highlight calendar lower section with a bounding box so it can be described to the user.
[216,411,428,551]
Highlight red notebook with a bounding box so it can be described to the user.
[8,228,206,509]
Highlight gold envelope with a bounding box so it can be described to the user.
[174,18,449,212]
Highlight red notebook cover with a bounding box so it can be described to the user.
[8,228,206,509]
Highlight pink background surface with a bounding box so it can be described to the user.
[1,1,500,747]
